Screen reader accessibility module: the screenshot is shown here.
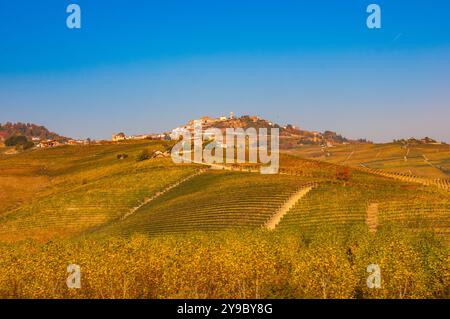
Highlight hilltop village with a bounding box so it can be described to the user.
[1,115,444,152]
[113,112,371,149]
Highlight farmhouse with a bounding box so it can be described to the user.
[37,140,63,148]
[112,132,126,142]
[67,139,87,145]
[127,134,149,140]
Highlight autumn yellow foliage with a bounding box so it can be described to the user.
[0,227,447,299]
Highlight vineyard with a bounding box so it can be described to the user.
[0,228,448,299]
[288,142,450,179]
[0,140,448,298]
[95,171,310,236]
[0,141,198,241]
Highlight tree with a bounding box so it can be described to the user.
[336,167,351,184]
[5,135,28,147]
[20,141,35,150]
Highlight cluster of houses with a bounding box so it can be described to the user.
[169,112,240,140]
[111,132,170,142]
[111,113,238,143]
[36,138,92,148]
[192,112,236,126]
[0,134,88,149]
[395,137,444,146]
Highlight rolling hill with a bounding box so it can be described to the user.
[286,142,450,179]
[0,139,448,298]
[0,140,448,242]
[0,122,67,142]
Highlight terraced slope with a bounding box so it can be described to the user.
[286,143,450,179]
[359,165,450,192]
[0,141,448,242]
[276,177,450,238]
[0,141,202,242]
[96,170,309,236]
[120,169,206,220]
[276,183,369,233]
[0,163,198,241]
[265,184,316,230]
[378,199,450,237]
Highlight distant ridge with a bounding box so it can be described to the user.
[0,122,67,142]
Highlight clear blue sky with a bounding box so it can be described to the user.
[1,0,449,142]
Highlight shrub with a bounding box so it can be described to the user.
[15,141,34,150]
[5,135,28,147]
[136,150,150,162]
[336,167,351,183]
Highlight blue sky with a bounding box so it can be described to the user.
[0,0,449,142]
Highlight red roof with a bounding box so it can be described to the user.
[0,131,8,138]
